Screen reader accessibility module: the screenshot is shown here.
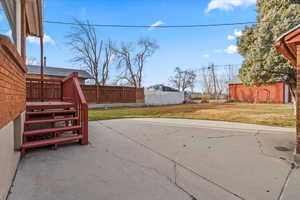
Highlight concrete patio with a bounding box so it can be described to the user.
[8,119,300,200]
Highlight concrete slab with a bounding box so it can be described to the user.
[99,119,297,200]
[281,166,300,200]
[8,118,299,200]
[8,122,190,200]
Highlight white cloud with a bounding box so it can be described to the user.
[206,0,256,12]
[227,35,235,40]
[148,20,164,31]
[202,54,210,58]
[227,29,242,40]
[26,57,39,65]
[225,45,238,54]
[234,29,242,37]
[27,34,55,45]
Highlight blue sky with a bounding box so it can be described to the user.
[0,0,257,90]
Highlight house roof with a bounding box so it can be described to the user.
[276,24,300,42]
[147,84,179,92]
[27,65,92,79]
[274,24,300,67]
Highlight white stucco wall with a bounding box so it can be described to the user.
[144,90,184,106]
[0,121,20,200]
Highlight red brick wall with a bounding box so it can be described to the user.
[296,44,300,153]
[229,82,286,104]
[0,35,26,129]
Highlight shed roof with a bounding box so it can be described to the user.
[27,65,92,79]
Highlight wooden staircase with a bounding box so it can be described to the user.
[21,102,82,156]
[22,72,89,156]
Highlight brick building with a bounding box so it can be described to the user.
[0,0,43,199]
[228,78,292,104]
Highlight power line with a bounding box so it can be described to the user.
[197,64,241,71]
[44,19,300,29]
[44,20,258,28]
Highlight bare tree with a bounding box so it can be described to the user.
[26,57,39,65]
[200,63,231,99]
[113,38,158,88]
[67,19,114,85]
[200,67,213,95]
[169,67,197,92]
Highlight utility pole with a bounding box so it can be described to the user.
[209,64,218,99]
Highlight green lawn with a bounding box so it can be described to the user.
[89,103,295,127]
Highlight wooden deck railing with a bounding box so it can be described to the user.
[26,78,63,101]
[62,72,88,145]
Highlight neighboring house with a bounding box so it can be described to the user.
[228,77,291,104]
[26,65,92,84]
[147,84,179,92]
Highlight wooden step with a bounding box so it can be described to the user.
[26,102,75,110]
[25,117,78,125]
[22,135,83,149]
[26,110,76,116]
[24,125,81,137]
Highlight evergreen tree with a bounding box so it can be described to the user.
[237,0,300,102]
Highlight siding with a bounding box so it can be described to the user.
[144,90,184,105]
[229,82,286,104]
[0,35,26,128]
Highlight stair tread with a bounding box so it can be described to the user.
[26,104,75,110]
[26,102,75,108]
[24,125,81,137]
[22,135,83,149]
[26,110,76,115]
[25,117,78,124]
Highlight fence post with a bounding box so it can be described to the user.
[122,87,125,103]
[136,88,138,103]
[96,85,99,104]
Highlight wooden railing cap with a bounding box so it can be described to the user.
[0,34,26,73]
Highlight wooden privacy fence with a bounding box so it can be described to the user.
[26,79,145,104]
[81,85,145,104]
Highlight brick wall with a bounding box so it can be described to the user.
[0,35,26,129]
[229,82,287,104]
[296,44,300,153]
